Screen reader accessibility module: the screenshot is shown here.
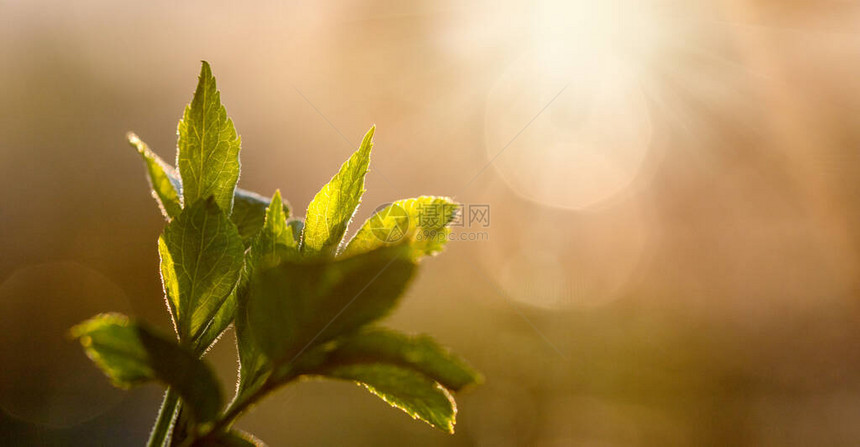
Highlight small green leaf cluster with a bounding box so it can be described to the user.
[72,62,480,446]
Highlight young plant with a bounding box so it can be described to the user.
[72,62,480,446]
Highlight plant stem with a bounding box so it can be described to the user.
[187,379,282,446]
[147,387,182,447]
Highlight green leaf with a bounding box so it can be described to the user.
[255,189,296,253]
[301,126,375,257]
[326,364,457,433]
[340,197,459,260]
[232,189,290,247]
[127,132,285,247]
[322,328,480,392]
[244,244,416,367]
[234,190,301,391]
[233,249,269,396]
[71,313,223,423]
[287,219,303,246]
[195,189,295,354]
[158,197,244,346]
[177,61,242,215]
[193,292,236,356]
[127,133,183,218]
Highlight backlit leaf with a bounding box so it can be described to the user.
[301,126,375,257]
[254,189,296,254]
[232,189,291,247]
[235,190,301,392]
[194,190,294,354]
[177,61,242,214]
[71,313,223,423]
[158,197,244,346]
[322,328,480,392]
[244,244,416,366]
[341,197,459,260]
[325,363,457,433]
[127,131,278,246]
[127,133,182,218]
[287,219,303,246]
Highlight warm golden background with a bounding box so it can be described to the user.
[3,1,860,445]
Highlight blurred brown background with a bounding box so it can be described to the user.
[3,0,860,445]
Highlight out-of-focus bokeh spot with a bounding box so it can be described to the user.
[0,262,131,428]
[484,1,654,210]
[485,52,652,210]
[483,199,653,309]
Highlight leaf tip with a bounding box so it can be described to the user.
[200,60,213,76]
[70,312,131,344]
[362,125,376,151]
[79,334,93,347]
[126,131,146,154]
[470,370,485,387]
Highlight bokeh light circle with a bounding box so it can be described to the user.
[484,46,652,210]
[0,262,132,428]
[478,199,654,310]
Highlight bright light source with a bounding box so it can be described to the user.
[484,0,655,210]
